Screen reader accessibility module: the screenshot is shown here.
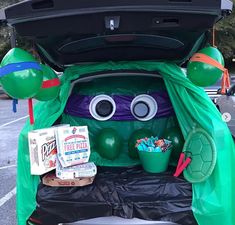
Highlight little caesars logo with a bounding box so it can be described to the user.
[41,140,57,161]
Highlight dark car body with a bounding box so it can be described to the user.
[0,1,233,225]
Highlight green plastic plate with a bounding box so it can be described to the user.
[183,128,217,183]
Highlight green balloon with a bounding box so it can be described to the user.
[187,47,224,87]
[0,48,43,99]
[128,129,153,159]
[96,128,122,160]
[34,64,60,101]
[163,127,184,163]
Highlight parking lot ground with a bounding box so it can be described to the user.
[0,97,28,225]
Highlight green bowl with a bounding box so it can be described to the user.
[138,147,172,173]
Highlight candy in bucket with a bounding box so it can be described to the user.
[136,136,172,153]
[136,136,172,173]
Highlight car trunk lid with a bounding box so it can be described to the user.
[1,0,233,71]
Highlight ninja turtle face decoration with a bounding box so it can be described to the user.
[0,48,60,101]
[0,48,43,99]
[34,64,61,101]
[0,48,61,124]
[64,76,178,164]
[187,47,226,87]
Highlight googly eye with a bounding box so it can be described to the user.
[89,95,116,121]
[130,94,158,121]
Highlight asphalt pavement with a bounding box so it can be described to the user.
[0,95,28,225]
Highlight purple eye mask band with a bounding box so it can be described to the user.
[64,91,175,121]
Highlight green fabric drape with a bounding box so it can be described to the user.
[17,61,235,225]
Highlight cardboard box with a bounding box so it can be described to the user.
[56,161,97,180]
[42,173,95,187]
[56,126,91,167]
[28,127,57,175]
[28,125,70,175]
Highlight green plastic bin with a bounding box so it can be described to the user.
[138,147,172,173]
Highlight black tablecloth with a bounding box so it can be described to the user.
[28,166,197,225]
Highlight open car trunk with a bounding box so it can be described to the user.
[16,61,235,225]
[28,73,196,225]
[1,1,234,225]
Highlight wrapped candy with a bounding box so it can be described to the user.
[136,136,171,153]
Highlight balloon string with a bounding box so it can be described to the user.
[28,99,34,125]
[212,26,217,48]
[12,99,18,113]
[211,26,230,93]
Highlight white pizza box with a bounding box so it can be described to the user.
[56,159,97,180]
[56,126,91,168]
[28,124,70,175]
